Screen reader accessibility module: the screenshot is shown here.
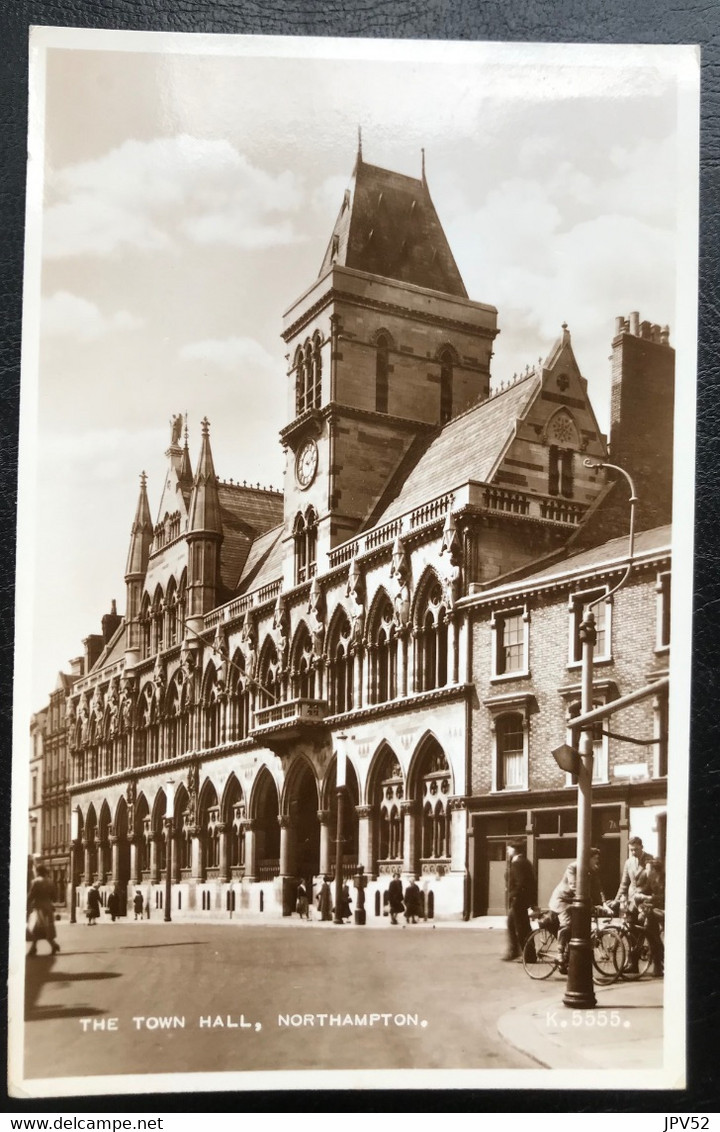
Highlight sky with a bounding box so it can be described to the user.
[22,34,687,710]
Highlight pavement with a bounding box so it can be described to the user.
[25,913,665,1077]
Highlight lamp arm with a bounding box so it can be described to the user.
[582,460,638,603]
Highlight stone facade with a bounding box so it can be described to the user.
[39,148,673,923]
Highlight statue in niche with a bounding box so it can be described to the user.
[390,537,411,630]
[439,510,462,611]
[126,779,136,836]
[152,654,165,713]
[307,576,325,659]
[272,594,289,662]
[346,555,365,647]
[239,609,257,679]
[212,623,228,695]
[187,763,199,827]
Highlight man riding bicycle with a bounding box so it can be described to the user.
[548,847,607,974]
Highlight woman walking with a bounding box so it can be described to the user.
[27,866,60,956]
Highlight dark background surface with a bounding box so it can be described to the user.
[1,0,718,1114]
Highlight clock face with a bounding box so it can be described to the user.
[296,439,318,489]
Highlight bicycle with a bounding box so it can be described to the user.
[522,908,625,984]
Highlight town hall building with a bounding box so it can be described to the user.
[45,144,674,921]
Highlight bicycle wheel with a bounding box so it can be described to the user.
[592,928,626,985]
[523,928,560,980]
[621,929,653,980]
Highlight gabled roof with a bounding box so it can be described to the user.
[319,156,467,297]
[236,524,285,594]
[374,372,540,524]
[87,618,126,675]
[217,485,283,596]
[472,524,671,601]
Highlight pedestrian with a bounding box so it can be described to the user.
[296,879,309,919]
[337,881,352,923]
[316,875,332,921]
[387,870,404,925]
[615,836,664,977]
[549,847,605,973]
[353,865,368,926]
[403,876,422,924]
[502,842,537,961]
[85,882,101,926]
[107,888,119,922]
[26,866,60,957]
[133,890,144,921]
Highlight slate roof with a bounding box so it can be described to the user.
[88,619,127,675]
[319,158,467,297]
[374,373,540,525]
[236,524,285,594]
[218,485,284,597]
[477,525,671,598]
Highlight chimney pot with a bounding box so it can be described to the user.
[629,312,640,336]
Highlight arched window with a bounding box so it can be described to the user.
[295,336,323,415]
[375,332,390,414]
[165,577,178,648]
[415,576,448,692]
[165,680,180,760]
[415,740,452,866]
[151,587,164,654]
[328,610,354,714]
[293,507,318,584]
[373,748,404,869]
[369,595,396,704]
[140,594,152,659]
[547,410,579,497]
[200,785,220,876]
[439,347,454,424]
[257,639,280,710]
[291,623,314,700]
[228,650,250,741]
[224,777,246,872]
[203,664,223,749]
[254,770,280,878]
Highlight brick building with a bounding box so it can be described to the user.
[48,145,673,921]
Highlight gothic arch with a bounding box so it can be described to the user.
[250,765,281,871]
[366,741,405,806]
[282,753,319,816]
[407,731,453,797]
[412,566,445,628]
[366,585,393,637]
[220,772,245,820]
[544,406,581,449]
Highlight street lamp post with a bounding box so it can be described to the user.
[69,808,79,924]
[563,460,637,1009]
[333,733,347,925]
[164,778,175,923]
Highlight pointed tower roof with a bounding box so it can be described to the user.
[318,151,468,297]
[188,417,223,536]
[125,472,153,578]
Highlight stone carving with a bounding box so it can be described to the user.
[307,576,325,659]
[91,685,104,725]
[107,677,120,737]
[170,412,183,446]
[390,536,411,630]
[152,654,165,712]
[272,593,289,662]
[126,779,136,837]
[187,763,199,826]
[78,693,91,745]
[212,622,228,695]
[439,510,462,611]
[346,555,365,647]
[239,608,257,679]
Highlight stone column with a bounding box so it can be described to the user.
[356,805,373,875]
[278,814,291,876]
[353,648,363,710]
[191,827,203,879]
[396,632,406,699]
[366,645,377,706]
[111,836,120,885]
[218,822,230,882]
[149,832,160,884]
[447,615,458,685]
[318,809,331,876]
[408,630,418,696]
[82,838,91,885]
[243,820,257,881]
[448,797,468,873]
[401,800,418,876]
[129,836,138,885]
[457,617,469,685]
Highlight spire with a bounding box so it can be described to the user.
[179,415,193,487]
[421,147,426,186]
[125,472,153,578]
[357,125,363,164]
[188,417,223,536]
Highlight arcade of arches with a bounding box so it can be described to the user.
[72,736,460,907]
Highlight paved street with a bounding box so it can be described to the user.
[22,917,565,1080]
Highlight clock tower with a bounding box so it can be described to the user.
[279,143,499,588]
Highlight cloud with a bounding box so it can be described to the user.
[41,291,144,340]
[44,135,305,259]
[179,336,279,375]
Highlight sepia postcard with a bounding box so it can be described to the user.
[8,29,699,1098]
